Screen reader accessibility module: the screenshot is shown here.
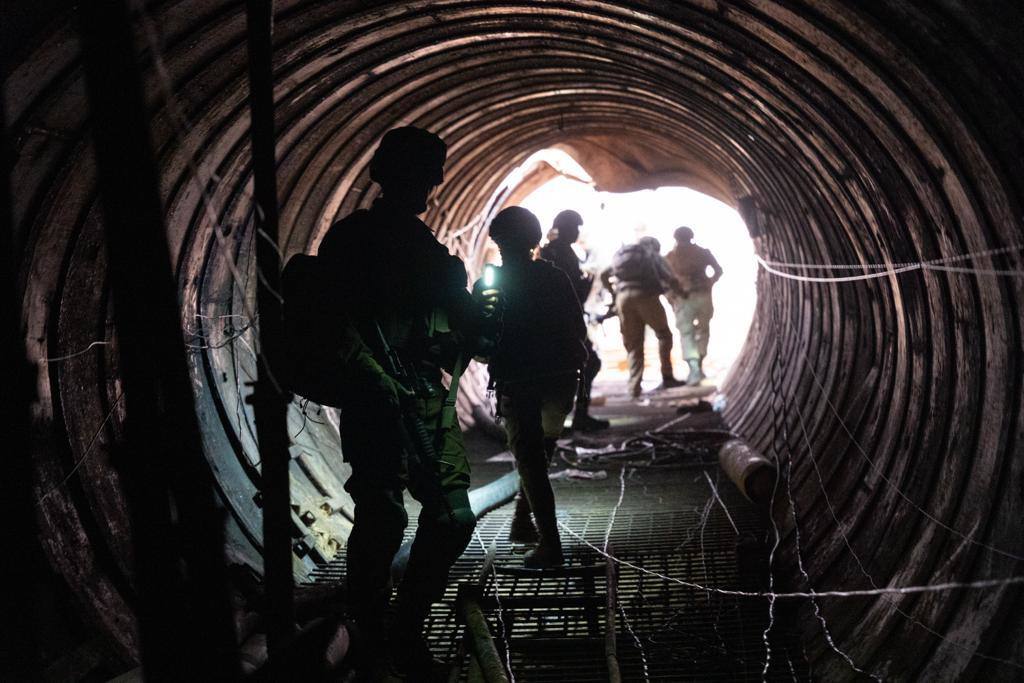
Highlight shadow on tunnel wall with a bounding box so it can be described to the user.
[4,0,1024,679]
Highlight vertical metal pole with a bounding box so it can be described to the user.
[244,0,296,658]
[75,2,237,678]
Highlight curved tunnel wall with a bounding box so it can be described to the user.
[6,1,1023,678]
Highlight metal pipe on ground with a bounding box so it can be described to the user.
[456,584,511,683]
[449,535,500,682]
[469,470,521,517]
[717,439,776,506]
[392,470,520,582]
[467,653,485,683]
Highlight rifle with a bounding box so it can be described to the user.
[372,321,456,521]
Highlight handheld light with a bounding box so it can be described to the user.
[483,264,497,288]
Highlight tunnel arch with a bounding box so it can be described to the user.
[7,0,1023,677]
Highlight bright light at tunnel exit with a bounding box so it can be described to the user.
[512,150,758,386]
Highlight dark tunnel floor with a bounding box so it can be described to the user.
[310,381,809,681]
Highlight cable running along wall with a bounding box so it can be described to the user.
[5,0,1023,678]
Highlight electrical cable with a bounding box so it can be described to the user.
[756,243,1024,283]
[36,392,126,506]
[760,243,1021,271]
[42,340,113,363]
[558,525,1024,602]
[557,428,732,470]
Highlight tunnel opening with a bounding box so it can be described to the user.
[464,146,758,427]
[510,149,757,389]
[5,1,1024,680]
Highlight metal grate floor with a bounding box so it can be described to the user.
[310,458,808,681]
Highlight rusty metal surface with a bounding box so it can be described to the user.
[5,0,1023,677]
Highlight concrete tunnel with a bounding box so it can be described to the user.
[3,1,1024,680]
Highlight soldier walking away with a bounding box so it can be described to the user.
[477,207,588,568]
[539,209,610,432]
[601,237,683,398]
[665,226,723,385]
[313,127,491,680]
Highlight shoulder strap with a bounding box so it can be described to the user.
[437,353,465,434]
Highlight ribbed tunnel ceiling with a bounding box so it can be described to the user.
[6,0,1024,679]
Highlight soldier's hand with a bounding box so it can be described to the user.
[375,373,415,413]
[477,287,501,317]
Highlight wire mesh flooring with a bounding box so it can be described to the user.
[311,454,809,681]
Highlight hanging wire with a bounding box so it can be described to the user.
[558,525,1024,601]
[42,340,114,363]
[133,1,282,362]
[768,282,881,680]
[36,392,126,506]
[789,399,1024,673]
[760,299,788,680]
[602,466,651,683]
[757,243,1024,283]
[474,525,517,683]
[793,341,1024,563]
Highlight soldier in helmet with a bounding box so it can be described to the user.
[539,210,610,432]
[476,207,588,567]
[600,237,683,398]
[316,127,491,679]
[665,226,723,385]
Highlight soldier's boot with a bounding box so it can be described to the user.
[508,490,539,543]
[655,376,684,391]
[343,597,396,682]
[654,335,682,391]
[523,522,564,569]
[572,381,610,431]
[685,358,705,386]
[572,413,611,431]
[344,498,406,679]
[386,629,444,682]
[388,602,444,681]
[654,333,680,391]
[519,461,564,569]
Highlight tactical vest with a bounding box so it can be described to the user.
[611,244,661,294]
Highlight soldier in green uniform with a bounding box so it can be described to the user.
[476,207,588,567]
[665,226,723,385]
[600,237,683,398]
[539,210,609,432]
[316,127,490,679]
